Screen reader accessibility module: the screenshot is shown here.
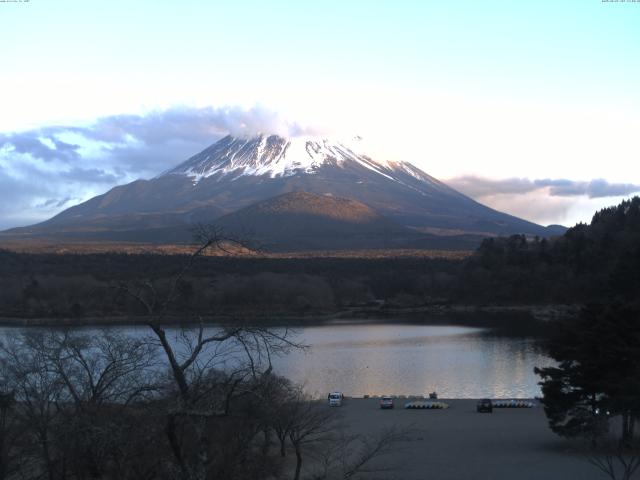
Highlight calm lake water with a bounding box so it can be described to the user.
[0,322,553,399]
[272,323,552,398]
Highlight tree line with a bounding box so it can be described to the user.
[530,198,640,479]
[2,198,639,322]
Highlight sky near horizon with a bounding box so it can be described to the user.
[1,0,639,229]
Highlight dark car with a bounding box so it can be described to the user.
[379,396,394,409]
[477,399,493,413]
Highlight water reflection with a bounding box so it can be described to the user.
[271,324,553,398]
[0,323,553,398]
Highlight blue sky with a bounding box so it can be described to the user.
[1,0,639,228]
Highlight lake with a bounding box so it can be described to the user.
[0,322,553,399]
[272,323,552,398]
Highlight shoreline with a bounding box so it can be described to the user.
[0,303,579,329]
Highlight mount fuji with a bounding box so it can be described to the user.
[1,134,564,250]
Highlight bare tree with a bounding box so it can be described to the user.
[269,381,298,458]
[0,330,160,480]
[284,392,338,480]
[29,330,158,407]
[117,225,304,479]
[315,425,413,480]
[1,333,66,480]
[0,389,19,480]
[280,390,412,480]
[39,330,158,479]
[586,439,640,480]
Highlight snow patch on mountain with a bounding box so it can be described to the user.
[163,134,412,185]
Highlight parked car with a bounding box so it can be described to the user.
[379,396,394,409]
[328,392,343,407]
[477,398,493,413]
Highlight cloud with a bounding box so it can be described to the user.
[0,131,81,163]
[0,105,319,164]
[445,176,535,198]
[445,175,640,227]
[0,156,117,230]
[534,178,640,198]
[69,105,320,145]
[477,190,576,227]
[0,105,324,230]
[36,197,76,209]
[447,176,640,199]
[0,104,321,181]
[60,167,120,184]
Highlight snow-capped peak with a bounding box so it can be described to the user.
[160,134,451,199]
[163,134,410,182]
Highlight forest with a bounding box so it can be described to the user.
[0,197,638,323]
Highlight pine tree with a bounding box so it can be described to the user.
[535,304,640,446]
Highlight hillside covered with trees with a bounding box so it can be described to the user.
[0,197,638,323]
[464,196,640,306]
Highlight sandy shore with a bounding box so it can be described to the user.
[330,398,601,480]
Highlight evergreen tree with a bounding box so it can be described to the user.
[536,304,640,446]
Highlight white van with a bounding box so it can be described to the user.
[328,392,343,407]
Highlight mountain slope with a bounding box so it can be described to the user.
[215,191,417,251]
[1,134,563,247]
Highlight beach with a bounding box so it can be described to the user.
[331,398,603,480]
